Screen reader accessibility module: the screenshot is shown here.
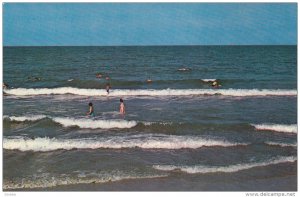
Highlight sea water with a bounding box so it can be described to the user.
[3,46,297,191]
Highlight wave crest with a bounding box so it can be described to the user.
[52,117,137,129]
[252,124,297,133]
[201,79,217,82]
[4,87,297,97]
[3,115,47,122]
[3,135,246,152]
[153,156,297,174]
[4,115,138,129]
[265,141,297,147]
[3,171,167,189]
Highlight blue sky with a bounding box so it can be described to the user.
[3,3,297,46]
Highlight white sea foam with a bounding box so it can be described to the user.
[4,115,176,129]
[201,79,217,82]
[3,135,246,152]
[3,115,47,122]
[265,141,297,147]
[252,124,297,133]
[3,115,138,129]
[142,121,174,126]
[4,87,297,97]
[52,117,137,129]
[3,171,168,189]
[153,156,297,174]
[177,68,191,71]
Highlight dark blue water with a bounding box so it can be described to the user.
[4,46,297,89]
[3,46,297,191]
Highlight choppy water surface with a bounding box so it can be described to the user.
[3,46,297,191]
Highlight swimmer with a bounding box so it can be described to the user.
[27,76,41,82]
[106,76,110,80]
[3,83,9,89]
[120,99,125,115]
[3,83,9,95]
[212,81,221,88]
[96,73,102,78]
[106,83,111,94]
[86,102,95,117]
[146,78,152,83]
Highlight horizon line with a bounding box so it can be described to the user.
[3,44,297,47]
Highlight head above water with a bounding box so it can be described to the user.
[120,99,123,103]
[89,102,93,106]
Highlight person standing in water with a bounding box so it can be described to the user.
[86,102,95,117]
[106,83,111,95]
[3,83,9,89]
[120,99,125,115]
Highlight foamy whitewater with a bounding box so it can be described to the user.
[52,117,137,129]
[201,79,217,82]
[3,46,297,191]
[4,87,297,97]
[3,135,246,152]
[3,115,47,122]
[3,115,173,129]
[265,141,297,147]
[3,171,168,189]
[153,156,297,174]
[252,124,297,133]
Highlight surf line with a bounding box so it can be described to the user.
[153,156,297,174]
[3,135,247,152]
[4,87,297,97]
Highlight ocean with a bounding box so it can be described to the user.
[2,46,297,191]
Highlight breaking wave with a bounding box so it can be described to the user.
[3,115,174,129]
[153,156,297,174]
[51,117,137,129]
[4,115,137,129]
[3,115,47,122]
[201,79,217,82]
[3,171,167,189]
[252,124,297,133]
[3,134,247,152]
[4,87,297,97]
[265,141,297,147]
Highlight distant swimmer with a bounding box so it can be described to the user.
[96,73,102,78]
[86,102,95,117]
[212,81,221,88]
[27,76,41,82]
[120,99,126,115]
[106,83,111,94]
[106,76,110,80]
